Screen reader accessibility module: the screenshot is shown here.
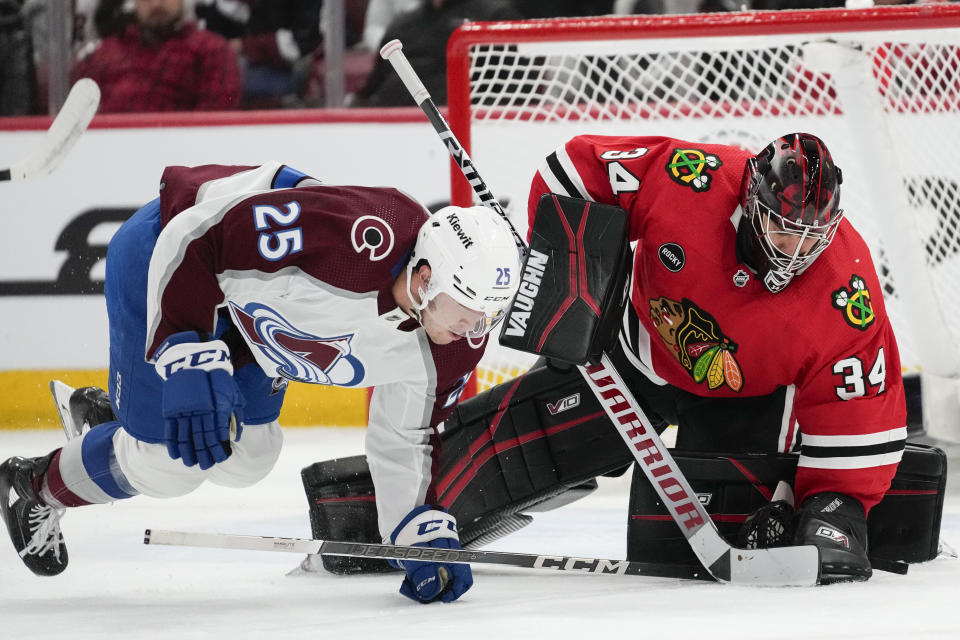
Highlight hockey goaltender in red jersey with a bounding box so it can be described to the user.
[529,132,907,582]
[0,161,521,604]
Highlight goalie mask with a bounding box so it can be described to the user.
[738,133,843,293]
[407,205,522,339]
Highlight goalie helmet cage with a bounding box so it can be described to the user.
[446,5,960,441]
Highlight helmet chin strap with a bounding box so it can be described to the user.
[404,260,495,342]
[404,261,428,323]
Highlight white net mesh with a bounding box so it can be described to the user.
[452,17,960,392]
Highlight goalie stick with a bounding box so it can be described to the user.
[0,78,100,182]
[143,529,709,580]
[380,39,821,587]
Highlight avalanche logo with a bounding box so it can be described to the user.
[442,373,471,409]
[229,302,365,386]
[351,215,395,261]
[665,148,722,192]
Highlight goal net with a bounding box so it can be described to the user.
[446,5,960,438]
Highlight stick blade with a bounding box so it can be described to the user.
[144,529,323,554]
[725,545,821,587]
[7,78,100,181]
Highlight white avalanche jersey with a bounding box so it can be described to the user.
[144,162,485,537]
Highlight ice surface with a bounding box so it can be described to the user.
[2,427,959,639]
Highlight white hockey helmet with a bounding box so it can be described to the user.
[407,205,522,338]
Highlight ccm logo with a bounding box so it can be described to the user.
[163,348,229,377]
[547,393,580,416]
[533,556,629,574]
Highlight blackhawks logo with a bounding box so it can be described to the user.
[832,275,875,330]
[666,148,722,192]
[649,296,743,392]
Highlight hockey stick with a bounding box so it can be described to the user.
[381,39,821,587]
[0,78,100,182]
[378,40,526,257]
[144,528,709,580]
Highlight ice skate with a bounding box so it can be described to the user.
[49,381,114,440]
[0,454,68,576]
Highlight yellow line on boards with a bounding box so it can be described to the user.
[0,370,367,430]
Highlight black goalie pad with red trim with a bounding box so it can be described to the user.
[435,359,632,528]
[301,359,634,574]
[300,455,394,575]
[499,194,632,366]
[627,444,947,571]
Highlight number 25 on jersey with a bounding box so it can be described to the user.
[255,201,303,261]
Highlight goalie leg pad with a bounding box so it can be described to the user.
[302,359,635,573]
[301,455,395,575]
[627,452,799,566]
[627,444,947,569]
[433,358,633,542]
[867,442,947,564]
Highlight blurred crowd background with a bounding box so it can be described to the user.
[0,0,950,117]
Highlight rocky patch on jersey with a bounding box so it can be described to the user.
[832,275,875,331]
[665,148,722,192]
[649,296,743,392]
[658,242,685,272]
[229,301,365,386]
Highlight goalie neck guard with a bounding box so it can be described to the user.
[406,205,521,339]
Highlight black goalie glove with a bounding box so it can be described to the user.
[739,492,871,584]
[739,499,795,549]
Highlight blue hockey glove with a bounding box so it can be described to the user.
[154,331,244,470]
[390,505,473,604]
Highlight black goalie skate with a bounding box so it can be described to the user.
[0,454,68,576]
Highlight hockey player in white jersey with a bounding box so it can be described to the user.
[0,162,521,604]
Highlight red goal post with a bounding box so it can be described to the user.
[446,5,960,439]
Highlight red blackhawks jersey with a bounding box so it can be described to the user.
[529,135,907,512]
[145,162,485,537]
